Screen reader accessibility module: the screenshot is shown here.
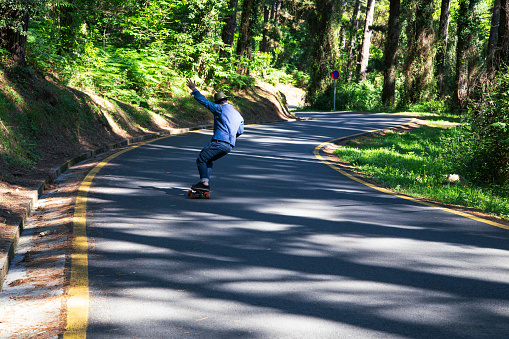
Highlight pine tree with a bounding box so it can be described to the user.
[402,0,435,106]
[357,0,376,83]
[221,0,239,57]
[308,0,338,105]
[436,0,452,95]
[382,0,401,107]
[454,0,477,108]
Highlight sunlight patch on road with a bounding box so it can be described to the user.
[252,199,340,220]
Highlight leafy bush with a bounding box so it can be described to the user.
[336,124,509,219]
[311,79,382,111]
[405,97,451,114]
[265,69,294,86]
[291,70,309,88]
[207,62,256,92]
[442,69,509,185]
[25,5,309,109]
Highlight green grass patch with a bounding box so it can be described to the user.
[335,123,509,220]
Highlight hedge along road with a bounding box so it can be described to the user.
[64,112,509,339]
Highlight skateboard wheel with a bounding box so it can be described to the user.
[190,192,196,199]
[188,190,192,197]
[204,192,211,199]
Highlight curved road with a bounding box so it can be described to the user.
[79,112,509,338]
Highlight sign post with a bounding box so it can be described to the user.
[331,70,339,111]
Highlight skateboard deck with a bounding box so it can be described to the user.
[188,188,211,199]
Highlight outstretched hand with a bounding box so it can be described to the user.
[186,79,196,91]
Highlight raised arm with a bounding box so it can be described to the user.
[186,79,221,115]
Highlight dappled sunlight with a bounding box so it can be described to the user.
[253,198,345,220]
[233,151,320,164]
[303,234,509,283]
[83,112,509,337]
[90,187,140,196]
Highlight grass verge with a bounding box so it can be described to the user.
[334,116,509,221]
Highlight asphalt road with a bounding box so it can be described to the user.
[83,112,509,338]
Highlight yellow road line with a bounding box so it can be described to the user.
[65,119,507,337]
[314,129,509,231]
[62,120,300,336]
[64,137,167,338]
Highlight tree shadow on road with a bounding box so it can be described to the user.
[84,115,509,338]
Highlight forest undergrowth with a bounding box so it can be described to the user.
[334,113,509,221]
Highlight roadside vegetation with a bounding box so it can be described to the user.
[1,0,509,221]
[0,1,307,183]
[335,111,509,220]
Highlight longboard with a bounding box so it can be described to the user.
[188,188,211,199]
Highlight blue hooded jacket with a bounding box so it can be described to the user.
[191,89,244,147]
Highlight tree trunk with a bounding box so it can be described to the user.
[382,0,401,107]
[221,0,239,57]
[236,0,260,74]
[0,9,29,66]
[493,0,509,70]
[236,0,254,58]
[58,0,83,54]
[357,0,376,83]
[307,0,339,105]
[337,0,347,49]
[272,0,282,23]
[487,0,501,74]
[402,1,435,106]
[454,0,476,108]
[436,0,452,95]
[346,0,362,82]
[261,5,270,53]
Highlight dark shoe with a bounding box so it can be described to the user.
[192,182,210,192]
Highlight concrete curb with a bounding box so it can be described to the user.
[0,124,213,290]
[0,117,297,289]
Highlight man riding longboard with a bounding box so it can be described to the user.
[186,80,244,197]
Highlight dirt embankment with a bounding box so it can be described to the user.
[0,75,306,227]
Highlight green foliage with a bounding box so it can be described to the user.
[290,69,309,88]
[312,78,382,111]
[443,69,509,185]
[12,0,316,112]
[69,43,179,105]
[25,0,304,105]
[336,126,453,188]
[335,124,509,220]
[404,98,451,114]
[337,80,382,111]
[0,0,48,32]
[208,71,255,92]
[264,69,294,86]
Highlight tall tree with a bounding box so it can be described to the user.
[261,3,271,53]
[271,0,283,22]
[346,0,362,82]
[308,0,339,105]
[0,0,45,65]
[454,0,477,108]
[382,0,401,107]
[221,0,239,57]
[260,0,282,53]
[0,11,28,65]
[357,0,376,83]
[236,0,261,74]
[486,0,501,74]
[436,0,452,95]
[236,0,255,59]
[337,0,347,49]
[402,0,435,106]
[493,0,509,71]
